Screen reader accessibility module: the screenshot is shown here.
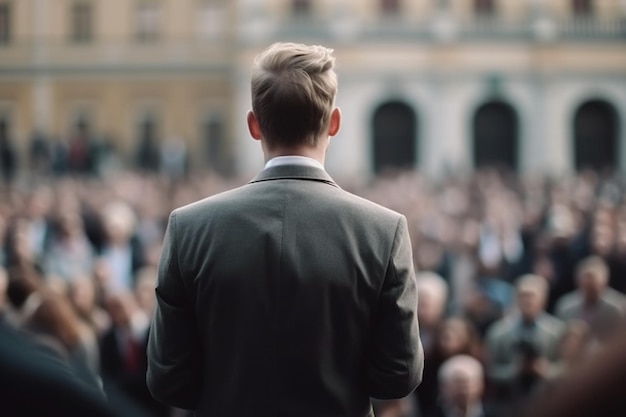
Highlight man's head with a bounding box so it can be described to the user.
[576,256,609,302]
[248,42,340,154]
[516,274,548,321]
[416,271,448,328]
[439,355,484,411]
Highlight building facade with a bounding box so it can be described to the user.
[0,0,625,178]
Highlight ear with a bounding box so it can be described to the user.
[328,107,341,137]
[247,111,262,141]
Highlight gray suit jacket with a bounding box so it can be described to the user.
[555,289,624,337]
[485,313,564,385]
[147,164,423,417]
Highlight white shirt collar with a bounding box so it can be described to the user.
[264,155,325,171]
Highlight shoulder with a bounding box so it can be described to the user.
[486,317,516,341]
[603,289,626,309]
[555,292,580,314]
[537,314,565,335]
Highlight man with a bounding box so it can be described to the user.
[147,43,423,417]
[485,274,564,405]
[0,320,133,417]
[416,271,449,357]
[555,256,624,340]
[102,292,167,417]
[429,355,495,417]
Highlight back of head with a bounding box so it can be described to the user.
[576,255,609,293]
[416,271,448,327]
[251,42,337,149]
[438,354,484,408]
[515,274,548,320]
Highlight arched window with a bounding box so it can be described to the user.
[572,0,593,16]
[372,101,418,175]
[381,0,401,15]
[472,100,518,171]
[292,0,312,16]
[573,99,619,171]
[71,1,93,43]
[202,112,228,175]
[475,0,495,16]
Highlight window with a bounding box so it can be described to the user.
[381,0,401,15]
[292,0,311,16]
[572,0,592,16]
[136,1,161,42]
[0,3,10,44]
[71,2,93,43]
[474,0,495,16]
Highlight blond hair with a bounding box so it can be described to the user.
[251,42,337,148]
[438,354,483,384]
[516,273,549,296]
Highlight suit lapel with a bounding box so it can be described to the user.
[249,164,340,189]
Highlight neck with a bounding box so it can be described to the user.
[263,142,327,166]
[583,295,599,307]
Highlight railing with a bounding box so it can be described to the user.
[558,17,626,39]
[0,37,234,72]
[264,15,626,44]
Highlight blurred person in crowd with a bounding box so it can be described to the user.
[69,275,111,337]
[5,218,43,272]
[44,209,96,282]
[478,205,524,283]
[21,289,101,390]
[99,201,145,293]
[0,318,128,417]
[135,192,167,251]
[554,256,624,341]
[134,266,157,316]
[417,271,449,357]
[550,320,593,379]
[430,355,496,417]
[0,210,7,266]
[5,263,42,322]
[0,266,7,321]
[416,236,449,279]
[136,118,160,172]
[544,204,580,306]
[0,118,18,183]
[609,220,626,293]
[521,325,626,417]
[448,218,480,315]
[67,119,96,175]
[465,260,514,337]
[160,136,188,180]
[21,186,54,263]
[148,42,423,417]
[29,130,52,176]
[485,274,564,409]
[417,317,482,417]
[101,291,166,416]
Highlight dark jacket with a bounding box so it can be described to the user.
[147,164,424,417]
[0,322,122,417]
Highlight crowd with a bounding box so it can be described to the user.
[0,155,625,416]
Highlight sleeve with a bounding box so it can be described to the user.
[146,211,202,410]
[366,215,424,399]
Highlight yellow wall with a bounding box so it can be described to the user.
[499,0,529,23]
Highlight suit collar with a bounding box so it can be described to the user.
[249,164,339,188]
